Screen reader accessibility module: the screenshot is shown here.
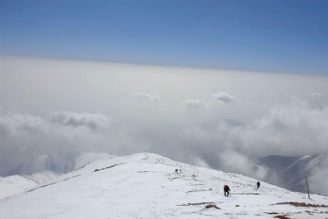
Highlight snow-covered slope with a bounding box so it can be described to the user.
[0,171,59,200]
[0,153,327,219]
[0,175,37,200]
[0,152,113,200]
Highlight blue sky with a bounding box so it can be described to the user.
[1,0,328,74]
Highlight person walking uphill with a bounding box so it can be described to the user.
[256,181,260,190]
[224,185,230,196]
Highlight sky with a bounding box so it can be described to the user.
[1,0,328,74]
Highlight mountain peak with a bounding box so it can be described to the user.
[0,152,327,218]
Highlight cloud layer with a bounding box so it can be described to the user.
[1,99,328,194]
[1,57,328,195]
[50,111,111,130]
[182,99,203,109]
[0,111,143,175]
[133,92,160,103]
[211,92,234,104]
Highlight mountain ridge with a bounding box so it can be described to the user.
[0,152,327,218]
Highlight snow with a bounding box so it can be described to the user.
[0,171,59,200]
[0,175,37,199]
[0,152,327,218]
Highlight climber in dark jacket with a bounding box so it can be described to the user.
[224,185,230,196]
[256,181,260,189]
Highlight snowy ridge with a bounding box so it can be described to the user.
[0,171,61,200]
[0,152,114,200]
[0,175,37,200]
[0,152,327,218]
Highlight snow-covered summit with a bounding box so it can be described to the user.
[0,152,327,218]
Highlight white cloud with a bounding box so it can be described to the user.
[50,111,111,130]
[0,114,44,134]
[1,102,328,194]
[237,102,328,156]
[217,150,268,179]
[133,92,160,103]
[308,92,325,98]
[0,111,142,176]
[211,92,234,104]
[182,99,203,109]
[2,57,328,194]
[171,101,328,193]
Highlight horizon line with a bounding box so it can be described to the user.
[2,54,327,77]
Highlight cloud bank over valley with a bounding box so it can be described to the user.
[1,57,328,194]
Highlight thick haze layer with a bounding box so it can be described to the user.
[1,57,328,194]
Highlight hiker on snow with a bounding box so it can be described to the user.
[224,185,230,196]
[256,181,260,190]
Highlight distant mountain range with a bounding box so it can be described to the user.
[259,153,328,195]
